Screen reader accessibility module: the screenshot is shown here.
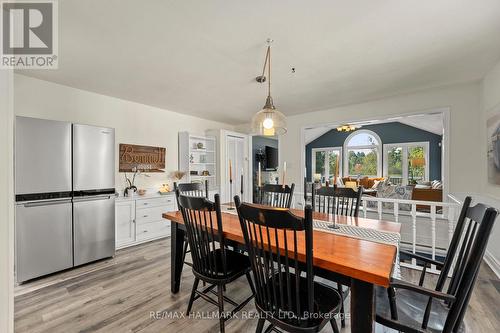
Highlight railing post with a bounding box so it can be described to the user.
[411,204,417,267]
[448,205,455,245]
[363,199,368,218]
[377,201,382,220]
[430,205,436,271]
[393,201,399,223]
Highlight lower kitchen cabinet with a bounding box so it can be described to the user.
[115,194,176,249]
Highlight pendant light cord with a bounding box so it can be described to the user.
[268,45,271,98]
[260,46,271,98]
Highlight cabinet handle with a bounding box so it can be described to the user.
[143,230,148,233]
[143,215,148,218]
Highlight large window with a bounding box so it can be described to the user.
[383,142,429,185]
[311,147,342,182]
[344,130,381,177]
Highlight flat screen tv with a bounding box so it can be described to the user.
[265,146,278,170]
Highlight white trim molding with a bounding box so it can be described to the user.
[484,250,500,279]
[0,68,14,333]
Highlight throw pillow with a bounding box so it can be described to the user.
[375,185,414,211]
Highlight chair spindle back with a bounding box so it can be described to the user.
[312,185,362,217]
[257,183,295,208]
[235,196,315,322]
[177,192,227,278]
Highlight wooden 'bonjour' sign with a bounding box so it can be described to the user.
[119,144,166,172]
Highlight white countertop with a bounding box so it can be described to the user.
[115,185,220,202]
[115,191,175,202]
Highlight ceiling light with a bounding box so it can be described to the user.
[251,39,287,137]
[336,124,360,132]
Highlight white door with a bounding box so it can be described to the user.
[115,200,136,248]
[225,135,246,203]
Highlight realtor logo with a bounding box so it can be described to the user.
[1,0,58,68]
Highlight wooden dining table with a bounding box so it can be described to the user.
[163,206,401,333]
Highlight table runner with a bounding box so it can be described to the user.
[313,220,401,279]
[221,205,401,278]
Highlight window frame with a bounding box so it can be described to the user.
[311,146,343,181]
[343,130,382,177]
[383,141,430,185]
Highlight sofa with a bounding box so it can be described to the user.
[342,177,443,202]
[411,187,443,202]
[342,177,385,189]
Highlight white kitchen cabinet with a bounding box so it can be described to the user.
[178,132,218,190]
[116,200,136,248]
[115,194,176,249]
[135,196,174,242]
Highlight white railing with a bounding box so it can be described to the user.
[294,192,462,274]
[361,195,461,273]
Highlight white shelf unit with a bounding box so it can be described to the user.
[179,132,218,190]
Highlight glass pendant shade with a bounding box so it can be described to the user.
[251,95,287,136]
[251,41,287,137]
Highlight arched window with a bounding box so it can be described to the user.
[343,130,382,177]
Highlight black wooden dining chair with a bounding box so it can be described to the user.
[234,196,341,333]
[311,185,362,327]
[376,196,498,332]
[256,183,295,208]
[176,191,254,333]
[174,180,209,198]
[312,185,362,216]
[174,180,209,267]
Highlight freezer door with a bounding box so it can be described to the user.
[16,199,73,282]
[15,117,72,195]
[73,124,115,191]
[73,195,115,266]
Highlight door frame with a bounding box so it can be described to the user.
[300,107,450,200]
[219,130,252,203]
[0,68,14,333]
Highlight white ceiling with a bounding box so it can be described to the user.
[304,112,444,143]
[397,113,443,135]
[20,0,500,124]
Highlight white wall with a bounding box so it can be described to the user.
[14,74,233,193]
[240,80,500,274]
[0,69,14,333]
[271,80,500,276]
[480,59,500,276]
[277,82,482,195]
[482,60,500,197]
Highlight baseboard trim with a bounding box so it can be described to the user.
[484,250,500,279]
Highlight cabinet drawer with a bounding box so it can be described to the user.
[136,220,170,241]
[136,196,175,209]
[136,205,172,224]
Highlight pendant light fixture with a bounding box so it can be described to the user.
[251,39,287,136]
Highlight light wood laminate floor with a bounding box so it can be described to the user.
[15,238,500,332]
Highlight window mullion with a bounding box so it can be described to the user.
[323,150,330,182]
[402,147,409,185]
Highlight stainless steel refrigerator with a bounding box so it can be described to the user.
[15,117,116,283]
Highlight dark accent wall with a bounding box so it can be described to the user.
[252,136,279,173]
[252,136,279,201]
[305,122,442,181]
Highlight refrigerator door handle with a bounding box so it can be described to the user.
[23,199,73,207]
[73,195,112,203]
